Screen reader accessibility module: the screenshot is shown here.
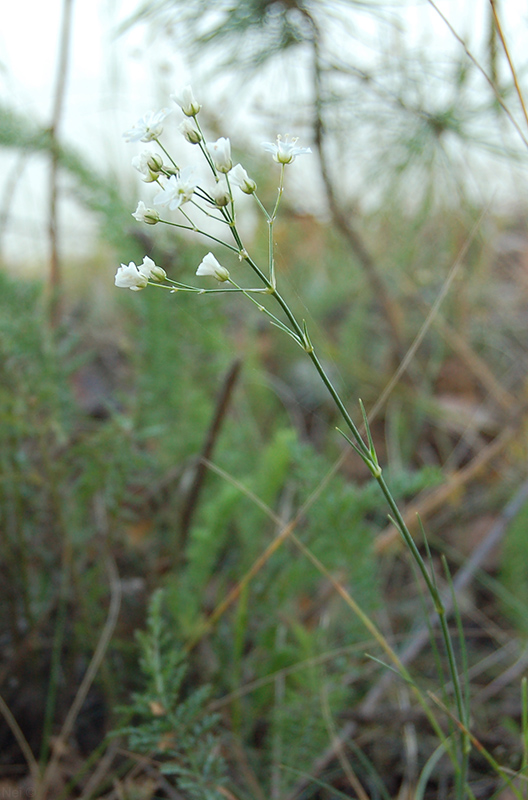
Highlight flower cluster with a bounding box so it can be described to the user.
[116,85,311,292]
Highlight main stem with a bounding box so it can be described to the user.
[229,215,469,790]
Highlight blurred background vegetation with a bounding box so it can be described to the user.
[1,1,528,798]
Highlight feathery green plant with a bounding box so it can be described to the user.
[119,589,227,800]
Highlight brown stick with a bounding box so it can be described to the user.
[179,358,242,545]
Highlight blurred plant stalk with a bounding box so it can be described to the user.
[48,0,75,327]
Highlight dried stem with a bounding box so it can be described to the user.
[489,0,528,130]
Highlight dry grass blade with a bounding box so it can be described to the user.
[489,0,528,130]
[0,693,39,785]
[375,424,516,554]
[427,0,528,149]
[229,737,267,800]
[427,691,527,794]
[369,205,490,425]
[283,533,453,800]
[285,478,528,795]
[195,460,449,800]
[184,451,357,651]
[78,738,121,800]
[183,499,301,653]
[430,312,517,413]
[367,477,528,714]
[209,640,377,711]
[474,642,528,705]
[191,462,416,685]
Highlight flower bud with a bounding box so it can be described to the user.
[149,265,167,281]
[132,201,160,224]
[209,180,231,207]
[179,119,202,144]
[207,137,232,174]
[196,253,230,282]
[230,163,257,194]
[132,151,163,182]
[140,256,166,282]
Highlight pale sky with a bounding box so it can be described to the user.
[1,0,527,268]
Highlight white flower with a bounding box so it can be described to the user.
[179,118,202,144]
[132,201,160,225]
[132,151,163,182]
[230,163,257,194]
[208,179,231,207]
[123,109,171,143]
[261,134,312,164]
[207,137,232,174]
[115,256,166,289]
[153,168,198,210]
[115,261,149,291]
[196,253,230,282]
[171,85,201,116]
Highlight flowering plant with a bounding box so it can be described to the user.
[118,88,472,785]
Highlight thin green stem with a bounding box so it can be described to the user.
[522,676,528,797]
[194,122,217,176]
[192,203,231,224]
[268,218,275,288]
[155,139,179,170]
[227,278,303,345]
[268,164,285,288]
[225,172,236,223]
[149,280,266,295]
[253,192,271,220]
[161,220,239,253]
[233,214,471,780]
[271,164,285,220]
[377,474,467,749]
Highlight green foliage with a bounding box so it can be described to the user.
[0,270,74,623]
[157,416,444,793]
[121,0,317,69]
[133,285,233,467]
[120,590,227,800]
[0,262,237,729]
